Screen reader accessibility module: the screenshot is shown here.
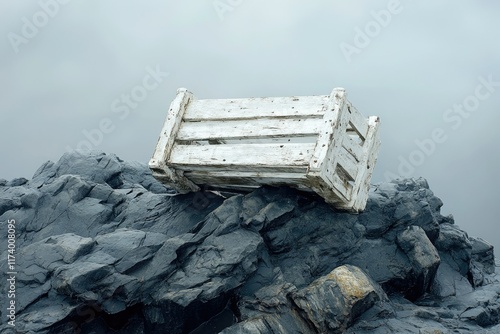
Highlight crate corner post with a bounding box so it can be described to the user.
[349,116,381,212]
[307,87,351,204]
[149,88,199,193]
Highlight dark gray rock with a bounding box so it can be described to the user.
[396,225,440,300]
[224,265,387,334]
[435,223,472,276]
[358,191,395,238]
[346,238,413,291]
[0,153,499,333]
[291,265,386,333]
[431,261,473,298]
[471,237,495,275]
[7,177,28,187]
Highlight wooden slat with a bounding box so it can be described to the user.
[177,118,322,141]
[169,143,315,170]
[342,135,363,162]
[183,95,329,121]
[336,152,359,181]
[150,88,192,166]
[347,103,368,140]
[173,164,308,174]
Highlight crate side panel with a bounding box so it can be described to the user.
[315,97,352,200]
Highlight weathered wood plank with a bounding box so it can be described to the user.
[183,95,329,121]
[177,117,322,141]
[347,103,368,140]
[342,135,363,162]
[150,88,192,166]
[148,88,199,193]
[330,172,353,202]
[173,163,309,174]
[169,143,315,169]
[336,151,359,181]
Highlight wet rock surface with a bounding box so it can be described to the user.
[0,152,498,333]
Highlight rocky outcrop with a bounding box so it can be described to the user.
[0,151,498,333]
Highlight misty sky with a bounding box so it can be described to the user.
[1,1,499,255]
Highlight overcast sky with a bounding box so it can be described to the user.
[1,1,499,255]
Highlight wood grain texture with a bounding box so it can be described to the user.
[169,143,315,170]
[347,102,368,140]
[183,95,329,121]
[342,135,363,163]
[177,117,322,141]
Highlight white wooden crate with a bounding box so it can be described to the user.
[149,87,381,212]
